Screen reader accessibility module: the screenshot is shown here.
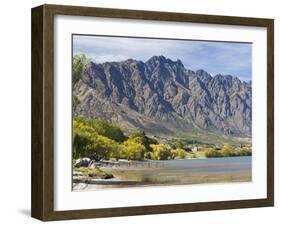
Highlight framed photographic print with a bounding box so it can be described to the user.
[31,4,274,221]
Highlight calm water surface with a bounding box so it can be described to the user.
[158,156,251,173]
[73,157,252,190]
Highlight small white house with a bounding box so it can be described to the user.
[191,147,198,152]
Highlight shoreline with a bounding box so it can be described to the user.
[82,155,253,169]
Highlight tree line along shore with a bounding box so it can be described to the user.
[73,117,252,162]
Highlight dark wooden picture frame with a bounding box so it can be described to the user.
[31,4,274,221]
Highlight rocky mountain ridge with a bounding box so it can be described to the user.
[73,55,252,137]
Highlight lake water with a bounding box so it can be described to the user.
[73,156,252,190]
[155,156,251,173]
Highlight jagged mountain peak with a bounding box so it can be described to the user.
[146,55,184,67]
[147,55,169,63]
[195,69,212,82]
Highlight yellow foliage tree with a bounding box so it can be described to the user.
[150,144,172,160]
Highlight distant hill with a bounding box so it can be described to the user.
[73,55,252,137]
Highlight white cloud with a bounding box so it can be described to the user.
[73,35,252,81]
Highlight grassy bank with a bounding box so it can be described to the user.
[73,167,114,179]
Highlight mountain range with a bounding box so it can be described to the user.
[73,55,252,138]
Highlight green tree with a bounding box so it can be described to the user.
[221,144,236,157]
[169,140,185,149]
[73,54,91,85]
[205,148,222,158]
[128,131,158,152]
[121,140,146,160]
[175,148,187,159]
[150,144,172,160]
[75,117,127,142]
[72,120,119,162]
[72,129,93,160]
[221,148,231,157]
[238,147,252,156]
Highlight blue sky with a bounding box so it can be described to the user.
[73,35,252,81]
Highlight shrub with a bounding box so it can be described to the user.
[205,145,252,158]
[237,147,252,156]
[74,167,113,179]
[144,152,154,160]
[205,149,222,158]
[221,148,232,157]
